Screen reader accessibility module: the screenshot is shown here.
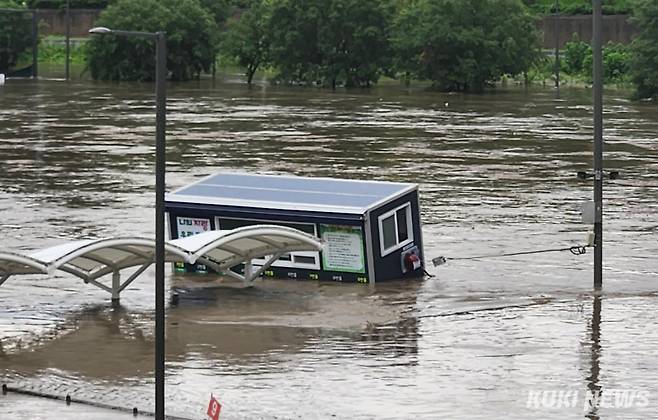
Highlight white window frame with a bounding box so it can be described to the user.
[378,202,414,257]
[215,216,320,270]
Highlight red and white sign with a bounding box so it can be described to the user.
[207,394,221,420]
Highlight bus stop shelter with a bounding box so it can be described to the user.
[0,225,324,302]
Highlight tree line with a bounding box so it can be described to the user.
[220,0,544,92]
[2,0,657,99]
[220,0,656,98]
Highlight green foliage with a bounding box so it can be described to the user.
[25,0,109,8]
[221,0,271,84]
[629,0,658,100]
[267,0,394,88]
[602,42,631,82]
[524,0,631,15]
[0,0,33,73]
[392,0,542,92]
[198,0,232,25]
[524,55,554,83]
[563,34,591,74]
[85,0,217,81]
[563,39,631,83]
[35,37,86,64]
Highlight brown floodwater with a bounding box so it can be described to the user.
[1,75,657,419]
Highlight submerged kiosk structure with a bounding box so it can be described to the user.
[165,173,425,283]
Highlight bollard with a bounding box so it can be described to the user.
[170,292,179,306]
[2,384,7,395]
[133,407,138,416]
[66,394,71,405]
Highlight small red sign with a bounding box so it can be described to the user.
[207,394,221,420]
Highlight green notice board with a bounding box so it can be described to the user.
[319,224,366,274]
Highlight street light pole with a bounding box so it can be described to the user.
[89,26,167,420]
[154,30,167,420]
[592,0,603,290]
[31,10,38,78]
[65,0,70,80]
[554,0,560,91]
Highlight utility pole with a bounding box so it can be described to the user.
[554,0,560,90]
[65,0,70,80]
[592,0,603,290]
[31,10,38,78]
[89,27,168,419]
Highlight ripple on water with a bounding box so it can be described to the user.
[0,80,657,418]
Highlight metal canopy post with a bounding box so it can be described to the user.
[118,260,153,293]
[86,278,112,294]
[112,270,120,303]
[248,253,283,282]
[592,0,603,290]
[243,260,253,282]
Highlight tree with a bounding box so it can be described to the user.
[392,0,542,92]
[221,0,272,85]
[85,0,217,81]
[563,34,591,75]
[629,0,658,100]
[198,0,232,25]
[267,0,393,88]
[0,0,32,74]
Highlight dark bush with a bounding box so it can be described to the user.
[0,0,33,73]
[629,0,658,99]
[563,34,591,75]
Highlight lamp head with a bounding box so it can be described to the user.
[89,27,113,35]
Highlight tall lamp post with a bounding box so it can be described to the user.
[554,0,560,91]
[89,26,167,420]
[65,0,70,80]
[592,0,603,290]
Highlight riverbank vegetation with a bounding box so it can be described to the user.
[523,0,631,14]
[219,0,541,92]
[0,0,32,74]
[628,0,658,100]
[4,0,656,99]
[85,0,217,81]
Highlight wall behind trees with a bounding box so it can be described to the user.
[36,11,637,49]
[540,14,636,48]
[36,9,101,37]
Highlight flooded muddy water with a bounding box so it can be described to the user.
[1,77,657,419]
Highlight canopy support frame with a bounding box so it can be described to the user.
[0,226,324,299]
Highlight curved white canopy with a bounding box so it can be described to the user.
[0,225,324,293]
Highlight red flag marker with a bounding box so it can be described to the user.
[207,394,221,420]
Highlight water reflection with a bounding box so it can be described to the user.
[585,295,602,420]
[1,279,421,381]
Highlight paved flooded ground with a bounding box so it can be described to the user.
[1,77,657,419]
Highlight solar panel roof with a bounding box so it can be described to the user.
[165,173,416,214]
